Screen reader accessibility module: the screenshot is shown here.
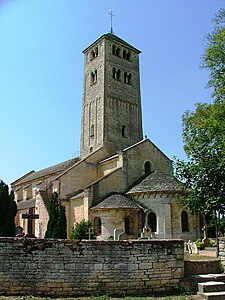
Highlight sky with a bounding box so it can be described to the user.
[0,0,224,185]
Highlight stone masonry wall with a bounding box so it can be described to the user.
[219,238,225,268]
[0,238,184,297]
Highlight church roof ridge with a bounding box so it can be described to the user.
[122,138,172,162]
[12,157,79,186]
[11,170,35,186]
[54,146,105,181]
[85,167,122,190]
[82,33,141,54]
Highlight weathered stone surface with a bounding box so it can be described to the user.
[0,238,184,297]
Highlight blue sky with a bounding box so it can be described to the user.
[0,0,224,185]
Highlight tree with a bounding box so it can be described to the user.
[201,8,225,103]
[45,192,67,239]
[175,9,225,255]
[70,219,93,240]
[0,180,17,237]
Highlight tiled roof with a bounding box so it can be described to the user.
[127,169,182,194]
[13,157,79,185]
[91,193,142,209]
[83,33,141,54]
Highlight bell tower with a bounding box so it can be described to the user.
[80,33,143,158]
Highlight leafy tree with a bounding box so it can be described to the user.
[45,192,67,239]
[70,219,93,240]
[175,9,225,255]
[201,8,225,102]
[0,180,17,237]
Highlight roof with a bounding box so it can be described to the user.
[123,138,172,162]
[83,33,141,54]
[12,157,79,186]
[127,169,183,194]
[91,193,142,210]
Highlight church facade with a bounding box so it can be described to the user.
[12,33,201,241]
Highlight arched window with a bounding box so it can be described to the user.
[116,47,120,57]
[90,124,94,137]
[122,125,126,137]
[91,47,98,60]
[112,45,116,55]
[113,67,121,80]
[123,50,131,61]
[91,70,97,85]
[94,217,102,236]
[148,212,157,232]
[144,161,151,175]
[124,216,134,235]
[181,211,189,232]
[124,72,132,84]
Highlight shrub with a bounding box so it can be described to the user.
[70,219,93,240]
[195,238,205,250]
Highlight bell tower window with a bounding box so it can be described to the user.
[123,50,131,61]
[124,72,132,84]
[112,45,121,57]
[113,67,121,80]
[90,124,94,137]
[91,70,97,85]
[122,125,127,137]
[91,47,98,60]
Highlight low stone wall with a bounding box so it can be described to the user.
[184,259,222,276]
[0,238,184,297]
[219,238,225,268]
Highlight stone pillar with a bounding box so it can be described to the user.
[83,188,93,220]
[163,201,172,239]
[120,151,128,192]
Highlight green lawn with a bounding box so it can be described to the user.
[0,295,200,300]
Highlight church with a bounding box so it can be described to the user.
[12,33,201,241]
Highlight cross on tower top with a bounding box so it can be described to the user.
[109,9,115,34]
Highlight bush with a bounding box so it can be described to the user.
[195,239,205,250]
[209,238,216,247]
[70,219,93,240]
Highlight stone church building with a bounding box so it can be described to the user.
[12,33,201,241]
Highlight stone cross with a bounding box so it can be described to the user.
[22,207,39,237]
[86,227,93,240]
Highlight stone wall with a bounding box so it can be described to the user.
[0,238,184,297]
[219,238,225,268]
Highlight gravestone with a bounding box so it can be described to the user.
[114,228,123,240]
[15,226,24,237]
[187,240,199,255]
[140,226,152,239]
[118,232,129,240]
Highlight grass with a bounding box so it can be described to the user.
[184,253,216,260]
[0,295,200,300]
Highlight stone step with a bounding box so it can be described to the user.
[190,274,225,283]
[198,291,225,299]
[198,281,225,293]
[210,274,225,281]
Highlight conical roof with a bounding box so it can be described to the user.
[91,193,142,210]
[127,169,182,194]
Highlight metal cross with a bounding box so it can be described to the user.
[109,9,115,34]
